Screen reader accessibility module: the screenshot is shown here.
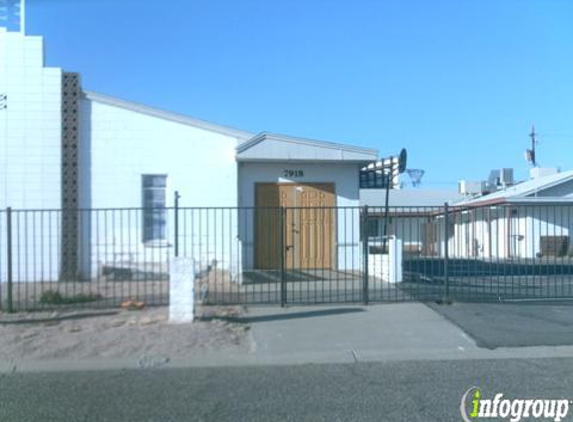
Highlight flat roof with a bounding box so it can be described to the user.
[360,189,461,207]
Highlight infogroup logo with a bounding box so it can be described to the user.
[460,387,570,422]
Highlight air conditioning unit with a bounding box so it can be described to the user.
[530,167,559,179]
[487,168,514,189]
[459,180,486,196]
[500,168,514,186]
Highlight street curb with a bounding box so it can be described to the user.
[3,345,573,374]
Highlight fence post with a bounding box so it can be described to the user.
[382,171,391,254]
[174,191,180,257]
[279,206,286,307]
[6,207,13,312]
[361,205,369,305]
[443,202,450,303]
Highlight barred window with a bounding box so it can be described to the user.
[359,169,392,189]
[363,217,394,240]
[142,175,167,242]
[366,218,381,238]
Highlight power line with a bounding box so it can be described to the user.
[537,132,573,139]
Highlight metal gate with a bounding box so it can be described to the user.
[2,203,573,311]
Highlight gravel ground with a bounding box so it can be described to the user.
[0,305,252,361]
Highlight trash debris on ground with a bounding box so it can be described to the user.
[120,300,146,311]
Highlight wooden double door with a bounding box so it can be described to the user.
[255,183,335,269]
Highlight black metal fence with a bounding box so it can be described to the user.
[1,203,573,311]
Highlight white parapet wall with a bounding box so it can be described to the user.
[0,30,63,283]
[368,236,403,283]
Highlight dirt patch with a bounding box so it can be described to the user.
[0,305,251,360]
[1,269,241,311]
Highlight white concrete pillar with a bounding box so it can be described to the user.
[169,258,195,323]
[388,237,403,283]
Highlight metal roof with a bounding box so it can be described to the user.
[236,132,379,163]
[455,169,573,206]
[83,91,254,140]
[360,189,461,207]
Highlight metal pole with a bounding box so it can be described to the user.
[6,207,14,312]
[280,206,286,307]
[382,170,391,254]
[529,125,537,166]
[362,205,369,305]
[174,191,180,257]
[443,202,450,303]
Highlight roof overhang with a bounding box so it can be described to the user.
[236,132,378,163]
[455,196,573,208]
[505,197,573,205]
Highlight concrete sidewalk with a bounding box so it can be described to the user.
[247,303,475,364]
[243,303,573,365]
[3,302,573,373]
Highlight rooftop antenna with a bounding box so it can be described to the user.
[525,125,538,167]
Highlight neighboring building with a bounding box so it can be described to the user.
[1,27,65,283]
[360,170,573,261]
[450,169,573,259]
[0,26,382,282]
[360,189,461,255]
[360,189,461,209]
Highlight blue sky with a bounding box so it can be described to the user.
[25,0,573,188]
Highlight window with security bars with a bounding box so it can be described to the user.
[142,175,167,242]
[362,216,394,240]
[359,168,392,189]
[366,218,381,238]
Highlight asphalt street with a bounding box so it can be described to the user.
[427,301,573,348]
[2,357,573,422]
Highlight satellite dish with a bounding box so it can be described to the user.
[398,148,407,174]
[525,149,535,164]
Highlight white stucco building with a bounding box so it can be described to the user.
[360,189,461,255]
[0,26,384,282]
[449,169,573,260]
[359,171,573,261]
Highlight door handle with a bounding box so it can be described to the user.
[286,245,294,251]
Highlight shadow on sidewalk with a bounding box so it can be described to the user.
[203,307,365,324]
